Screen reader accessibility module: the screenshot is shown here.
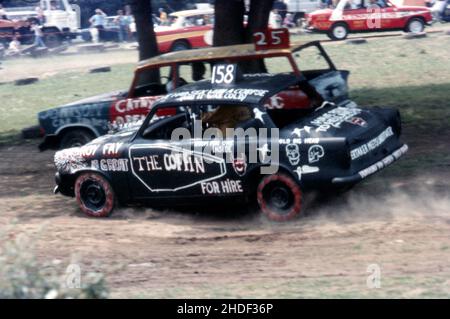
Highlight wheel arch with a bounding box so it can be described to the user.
[170,38,192,51]
[73,168,113,184]
[405,15,426,30]
[331,21,349,31]
[62,168,114,196]
[243,163,301,193]
[56,124,100,139]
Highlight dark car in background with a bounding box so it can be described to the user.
[35,35,350,151]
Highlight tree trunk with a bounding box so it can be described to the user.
[129,0,160,83]
[244,0,275,73]
[213,0,246,47]
[213,0,274,73]
[245,0,275,42]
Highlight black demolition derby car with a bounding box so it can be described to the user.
[54,67,408,221]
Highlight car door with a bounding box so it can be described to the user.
[109,66,173,127]
[379,3,405,29]
[341,4,369,31]
[127,107,227,200]
[110,95,162,127]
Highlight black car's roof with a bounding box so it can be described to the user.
[153,73,302,108]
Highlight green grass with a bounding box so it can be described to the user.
[0,64,134,135]
[119,275,450,298]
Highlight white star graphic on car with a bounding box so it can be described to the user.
[253,108,265,124]
[257,143,270,162]
[294,167,303,180]
[292,126,312,137]
[294,165,319,180]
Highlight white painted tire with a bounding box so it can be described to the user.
[406,18,425,33]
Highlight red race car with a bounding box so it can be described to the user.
[305,0,433,40]
[155,8,214,52]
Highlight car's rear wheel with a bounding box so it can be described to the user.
[75,173,115,217]
[405,18,425,33]
[43,32,62,48]
[170,40,190,52]
[60,129,95,149]
[328,23,349,40]
[257,173,303,222]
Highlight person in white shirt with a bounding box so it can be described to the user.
[269,9,282,28]
[7,33,21,56]
[31,21,46,48]
[0,4,8,20]
[89,8,107,42]
[431,0,447,21]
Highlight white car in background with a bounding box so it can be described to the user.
[154,8,214,32]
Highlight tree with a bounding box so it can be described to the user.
[212,0,246,46]
[213,0,274,72]
[245,0,275,42]
[128,0,160,83]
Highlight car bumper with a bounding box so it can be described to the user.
[53,172,75,197]
[303,26,320,33]
[332,144,408,185]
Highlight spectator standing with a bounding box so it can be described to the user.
[269,9,283,28]
[0,4,8,20]
[89,8,107,42]
[35,6,46,25]
[273,0,288,20]
[7,33,21,56]
[159,8,168,25]
[283,13,296,28]
[115,10,132,42]
[31,21,46,48]
[431,0,447,21]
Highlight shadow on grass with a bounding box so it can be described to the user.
[351,82,450,129]
[0,130,24,147]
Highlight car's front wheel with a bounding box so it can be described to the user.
[170,40,190,52]
[405,18,425,33]
[75,173,115,217]
[60,129,95,149]
[257,173,303,222]
[328,23,349,40]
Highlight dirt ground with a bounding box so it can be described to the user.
[1,124,449,298]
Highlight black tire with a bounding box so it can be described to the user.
[75,172,115,217]
[81,30,93,42]
[170,40,190,52]
[405,18,425,33]
[22,125,42,139]
[328,23,349,41]
[257,173,303,222]
[59,129,95,149]
[44,32,62,48]
[14,77,39,86]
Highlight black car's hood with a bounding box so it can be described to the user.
[39,90,128,121]
[54,125,138,174]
